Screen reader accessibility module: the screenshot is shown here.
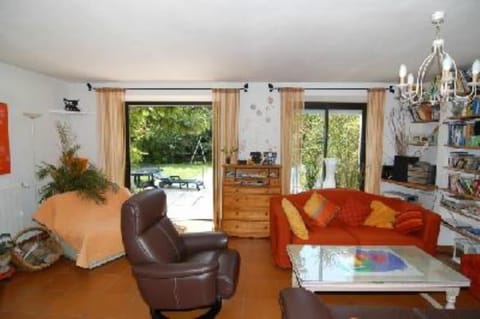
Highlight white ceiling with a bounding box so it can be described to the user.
[0,0,479,83]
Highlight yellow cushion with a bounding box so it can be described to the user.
[303,192,339,227]
[281,198,309,240]
[363,200,397,228]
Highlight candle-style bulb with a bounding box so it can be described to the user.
[472,59,480,83]
[442,55,453,71]
[407,73,414,85]
[399,64,407,77]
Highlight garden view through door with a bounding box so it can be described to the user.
[302,103,366,190]
[127,103,213,226]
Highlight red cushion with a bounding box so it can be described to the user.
[394,210,424,234]
[335,197,371,226]
[345,226,424,247]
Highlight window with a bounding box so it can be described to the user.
[303,102,366,190]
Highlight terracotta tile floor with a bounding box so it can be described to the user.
[1,239,479,319]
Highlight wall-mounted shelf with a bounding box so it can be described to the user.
[381,178,436,191]
[411,120,439,124]
[444,144,480,150]
[443,166,480,175]
[440,202,480,223]
[49,110,95,115]
[441,220,480,244]
[408,143,437,147]
[439,188,480,201]
[446,115,480,121]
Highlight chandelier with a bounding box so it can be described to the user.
[397,11,479,107]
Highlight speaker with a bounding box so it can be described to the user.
[393,156,419,182]
[382,165,394,179]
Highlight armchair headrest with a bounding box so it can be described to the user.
[121,189,167,235]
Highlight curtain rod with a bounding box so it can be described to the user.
[87,83,249,92]
[267,83,395,93]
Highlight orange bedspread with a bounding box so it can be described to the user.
[33,187,131,268]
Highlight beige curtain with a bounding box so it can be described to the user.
[280,87,305,195]
[364,88,386,194]
[212,89,240,230]
[96,88,126,186]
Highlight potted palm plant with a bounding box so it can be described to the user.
[36,121,118,203]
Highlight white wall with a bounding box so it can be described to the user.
[0,62,68,233]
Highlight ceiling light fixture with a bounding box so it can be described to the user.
[397,11,479,107]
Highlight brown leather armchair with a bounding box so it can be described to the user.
[121,189,240,319]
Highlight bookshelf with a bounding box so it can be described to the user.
[382,179,436,191]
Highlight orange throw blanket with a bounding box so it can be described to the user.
[33,187,131,268]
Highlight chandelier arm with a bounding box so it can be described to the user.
[417,52,436,100]
[450,58,460,100]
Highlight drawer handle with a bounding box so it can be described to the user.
[235,225,239,229]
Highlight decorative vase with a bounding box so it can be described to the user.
[322,158,337,188]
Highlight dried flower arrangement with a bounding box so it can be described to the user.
[388,103,410,156]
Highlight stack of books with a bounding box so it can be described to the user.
[407,162,435,185]
[448,151,480,171]
[448,173,480,197]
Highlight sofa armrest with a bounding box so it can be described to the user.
[417,209,441,255]
[270,196,293,268]
[279,288,333,319]
[180,232,228,254]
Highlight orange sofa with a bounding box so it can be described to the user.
[270,189,441,268]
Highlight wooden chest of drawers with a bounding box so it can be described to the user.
[222,164,281,237]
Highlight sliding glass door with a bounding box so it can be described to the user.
[302,103,366,190]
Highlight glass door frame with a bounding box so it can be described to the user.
[124,101,212,189]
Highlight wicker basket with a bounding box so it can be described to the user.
[11,226,62,271]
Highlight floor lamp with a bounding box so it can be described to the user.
[22,112,42,209]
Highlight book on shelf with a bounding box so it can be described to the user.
[447,119,480,147]
[448,151,480,171]
[448,173,480,197]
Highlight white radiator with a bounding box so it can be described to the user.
[0,183,36,235]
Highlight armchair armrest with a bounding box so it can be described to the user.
[133,261,218,279]
[279,288,333,319]
[180,232,228,254]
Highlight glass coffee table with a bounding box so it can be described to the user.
[287,245,470,309]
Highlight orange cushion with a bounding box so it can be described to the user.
[335,197,371,226]
[394,210,424,234]
[281,198,309,240]
[363,200,397,229]
[303,192,340,227]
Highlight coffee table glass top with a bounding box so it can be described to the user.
[287,245,469,285]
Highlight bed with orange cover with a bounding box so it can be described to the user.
[33,187,131,269]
